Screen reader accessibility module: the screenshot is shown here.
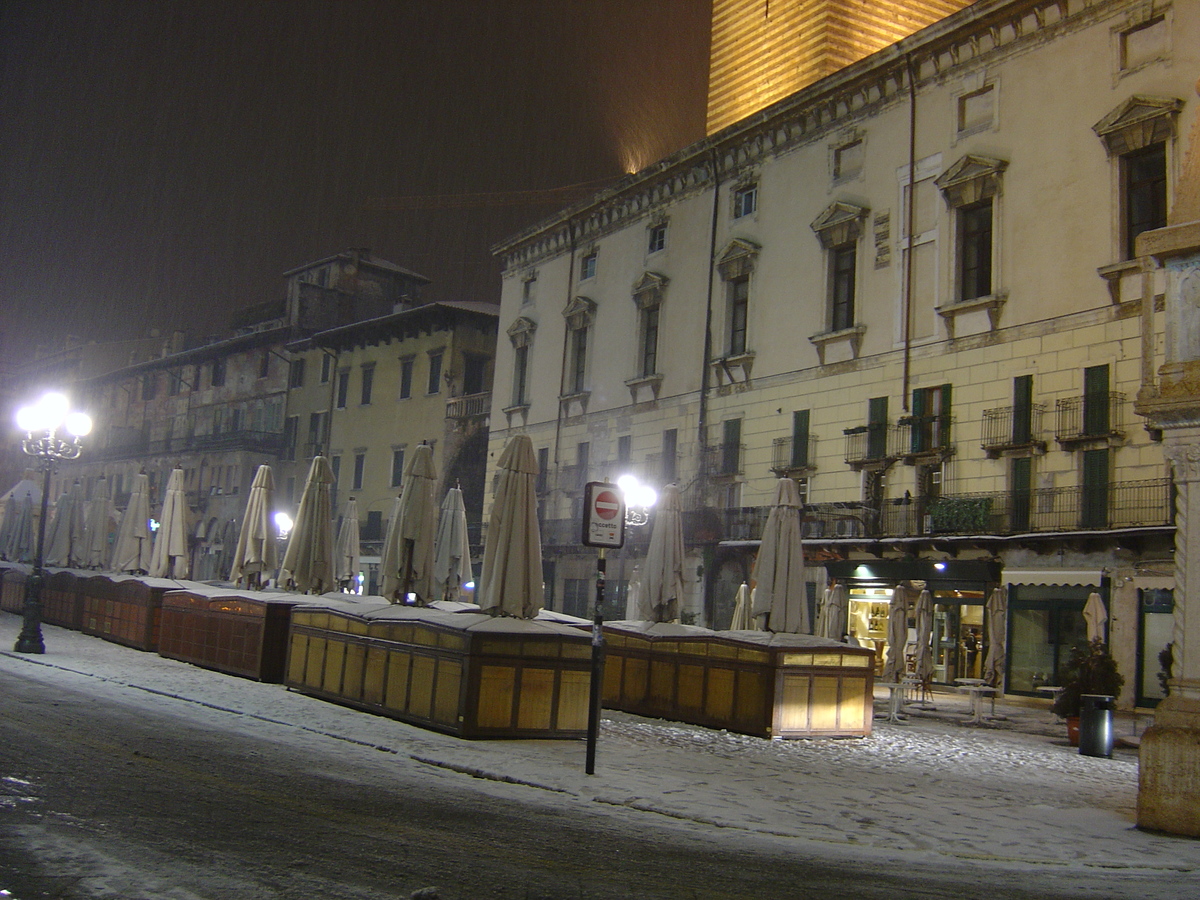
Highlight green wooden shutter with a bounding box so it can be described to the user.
[1013,375,1032,444]
[722,418,742,475]
[791,409,810,468]
[868,397,888,459]
[910,388,927,452]
[1083,365,1109,437]
[1082,448,1109,528]
[1011,456,1032,531]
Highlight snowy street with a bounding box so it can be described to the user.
[1,615,1198,899]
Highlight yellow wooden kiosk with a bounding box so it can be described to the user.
[602,622,875,739]
[285,601,593,739]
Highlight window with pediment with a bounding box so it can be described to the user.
[562,297,596,397]
[631,272,668,381]
[506,316,537,410]
[812,202,869,334]
[936,155,1007,304]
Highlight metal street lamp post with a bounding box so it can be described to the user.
[13,391,92,654]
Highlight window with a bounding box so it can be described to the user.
[867,397,889,460]
[935,155,1006,302]
[320,354,332,384]
[1013,375,1034,444]
[259,349,271,379]
[639,305,660,377]
[662,428,678,482]
[833,140,863,181]
[1124,143,1167,259]
[617,434,632,464]
[330,456,340,510]
[399,357,414,399]
[364,510,383,542]
[733,183,757,218]
[830,245,856,331]
[959,199,993,301]
[142,373,156,402]
[1010,456,1032,532]
[391,448,405,487]
[427,351,443,394]
[336,370,350,409]
[307,412,324,457]
[352,452,365,490]
[728,276,749,356]
[536,447,549,495]
[462,353,487,396]
[910,384,951,453]
[791,410,810,468]
[575,442,590,488]
[648,222,667,254]
[512,345,529,407]
[360,365,374,405]
[957,84,995,134]
[720,418,741,476]
[168,369,182,396]
[569,324,588,393]
[522,273,537,304]
[211,357,226,388]
[580,250,597,281]
[282,416,298,462]
[1083,364,1111,437]
[288,358,305,389]
[1119,15,1167,73]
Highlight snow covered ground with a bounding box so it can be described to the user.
[2,614,1198,889]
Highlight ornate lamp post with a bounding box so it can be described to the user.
[13,391,92,654]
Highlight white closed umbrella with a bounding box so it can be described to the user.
[638,483,685,623]
[478,434,543,618]
[0,495,17,560]
[729,582,760,631]
[751,478,808,634]
[381,443,437,603]
[914,588,935,685]
[818,582,849,640]
[150,468,190,579]
[983,586,1008,688]
[334,497,361,591]
[112,474,152,574]
[44,481,85,568]
[4,492,36,563]
[230,465,277,588]
[83,477,114,569]
[882,585,909,683]
[433,485,473,602]
[280,456,336,594]
[1083,591,1108,643]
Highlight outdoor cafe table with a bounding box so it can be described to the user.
[876,681,908,724]
[955,677,998,725]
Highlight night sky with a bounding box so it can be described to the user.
[0,0,710,369]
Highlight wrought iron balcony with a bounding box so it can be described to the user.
[701,443,745,478]
[895,414,955,460]
[1055,392,1125,445]
[981,403,1046,456]
[843,424,899,467]
[771,434,818,475]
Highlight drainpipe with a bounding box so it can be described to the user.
[902,53,918,413]
[698,147,722,488]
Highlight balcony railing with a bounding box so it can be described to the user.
[92,428,285,460]
[981,403,1046,455]
[1055,392,1125,444]
[446,391,491,419]
[843,424,900,467]
[895,414,955,458]
[771,434,818,474]
[701,443,745,478]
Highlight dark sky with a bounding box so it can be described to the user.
[0,0,710,368]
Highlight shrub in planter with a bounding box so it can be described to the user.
[1052,638,1125,719]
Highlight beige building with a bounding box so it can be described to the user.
[489,0,1196,708]
[282,300,497,593]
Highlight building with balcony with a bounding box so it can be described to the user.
[488,0,1195,709]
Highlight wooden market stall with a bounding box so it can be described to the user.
[80,574,188,651]
[602,622,875,739]
[285,602,593,739]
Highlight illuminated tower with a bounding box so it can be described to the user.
[707,0,974,134]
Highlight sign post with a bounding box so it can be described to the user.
[581,482,625,774]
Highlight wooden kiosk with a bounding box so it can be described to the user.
[285,601,593,739]
[602,622,875,739]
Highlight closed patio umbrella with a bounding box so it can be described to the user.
[432,485,473,603]
[914,587,935,685]
[4,492,36,563]
[83,477,114,569]
[818,582,848,641]
[149,468,190,579]
[637,483,685,623]
[983,586,1008,688]
[729,582,760,631]
[381,443,437,603]
[881,585,909,683]
[44,481,85,568]
[751,478,809,634]
[334,497,361,591]
[1083,591,1108,643]
[112,473,152,574]
[478,434,543,618]
[229,465,277,588]
[280,456,336,594]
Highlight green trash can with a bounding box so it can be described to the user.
[1079,693,1114,758]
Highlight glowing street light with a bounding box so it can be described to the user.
[616,474,658,526]
[13,391,92,654]
[274,511,294,541]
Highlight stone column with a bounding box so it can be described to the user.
[1135,79,1200,834]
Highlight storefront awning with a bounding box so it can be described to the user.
[1001,568,1102,587]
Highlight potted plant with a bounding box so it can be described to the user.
[1052,639,1124,746]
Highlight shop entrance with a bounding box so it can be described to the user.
[1006,585,1090,695]
[932,595,985,684]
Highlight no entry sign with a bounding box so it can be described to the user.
[581,481,626,548]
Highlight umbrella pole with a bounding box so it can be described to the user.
[586,549,606,775]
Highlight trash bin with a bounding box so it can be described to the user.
[1078,693,1115,758]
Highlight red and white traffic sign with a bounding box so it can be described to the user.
[581,481,626,548]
